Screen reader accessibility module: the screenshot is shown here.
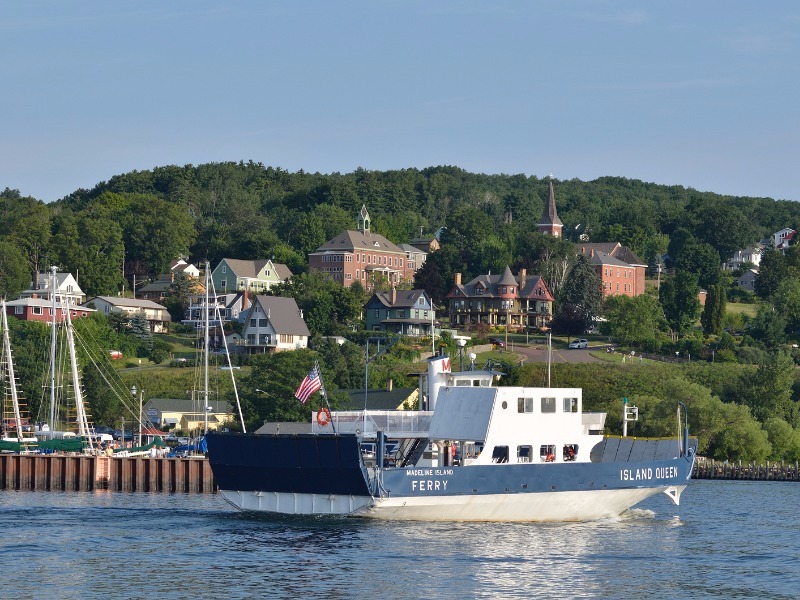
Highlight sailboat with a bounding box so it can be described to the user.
[0,299,38,452]
[173,261,246,457]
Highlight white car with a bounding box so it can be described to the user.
[568,339,588,349]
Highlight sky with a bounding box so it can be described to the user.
[1,1,799,203]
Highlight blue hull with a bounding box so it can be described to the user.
[206,433,695,500]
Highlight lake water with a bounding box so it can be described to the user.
[1,480,797,599]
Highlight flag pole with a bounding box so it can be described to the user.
[315,359,335,433]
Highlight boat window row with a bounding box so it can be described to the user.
[490,443,580,464]
[517,397,579,414]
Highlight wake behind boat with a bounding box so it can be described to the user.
[206,355,696,522]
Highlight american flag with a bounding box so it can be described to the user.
[294,365,322,404]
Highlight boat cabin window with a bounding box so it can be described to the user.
[517,397,534,413]
[563,397,578,413]
[541,397,556,413]
[563,444,578,461]
[517,445,532,463]
[491,446,509,464]
[540,444,556,462]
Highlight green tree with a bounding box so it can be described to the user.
[659,271,701,336]
[741,352,795,423]
[755,249,788,300]
[772,277,800,334]
[749,305,786,349]
[551,253,602,337]
[164,273,200,322]
[0,240,30,299]
[676,243,721,289]
[604,293,665,349]
[128,312,153,354]
[700,285,726,336]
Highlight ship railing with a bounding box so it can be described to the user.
[312,410,433,438]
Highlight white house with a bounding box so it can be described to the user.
[771,228,796,253]
[84,296,171,333]
[724,246,762,271]
[19,272,85,306]
[240,295,310,354]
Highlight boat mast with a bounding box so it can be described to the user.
[64,299,92,446]
[1,300,25,441]
[203,262,210,435]
[49,266,58,430]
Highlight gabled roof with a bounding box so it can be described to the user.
[143,398,232,413]
[368,289,431,309]
[245,295,310,336]
[219,258,292,280]
[447,268,553,302]
[587,251,631,267]
[579,243,645,267]
[85,296,168,310]
[6,297,95,311]
[338,387,418,411]
[312,230,405,254]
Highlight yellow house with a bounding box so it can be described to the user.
[143,398,234,433]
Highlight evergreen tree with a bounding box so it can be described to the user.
[659,271,701,336]
[128,312,153,355]
[701,285,726,335]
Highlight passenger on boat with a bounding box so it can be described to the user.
[545,453,555,462]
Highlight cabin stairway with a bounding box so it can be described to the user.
[395,438,426,467]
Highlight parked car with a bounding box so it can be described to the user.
[568,339,589,349]
[489,337,505,348]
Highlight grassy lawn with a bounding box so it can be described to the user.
[726,302,758,318]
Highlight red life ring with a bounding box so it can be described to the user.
[316,407,331,427]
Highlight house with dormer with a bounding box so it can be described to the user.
[308,205,417,290]
[211,259,292,295]
[447,266,554,332]
[364,288,437,336]
[240,295,310,354]
[18,271,85,306]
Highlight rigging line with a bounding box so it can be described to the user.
[207,270,246,432]
[71,330,140,422]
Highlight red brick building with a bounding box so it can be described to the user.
[578,244,646,298]
[308,205,416,290]
[5,298,94,323]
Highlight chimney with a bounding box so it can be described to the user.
[520,268,527,288]
[590,249,595,257]
[390,287,397,305]
[242,287,249,311]
[387,379,393,392]
[455,272,462,285]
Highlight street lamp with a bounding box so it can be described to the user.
[457,338,467,371]
[469,352,476,371]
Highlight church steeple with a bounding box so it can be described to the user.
[537,178,563,237]
[357,204,371,234]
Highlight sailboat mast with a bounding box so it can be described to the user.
[1,300,25,441]
[64,302,91,445]
[203,261,210,435]
[49,266,58,430]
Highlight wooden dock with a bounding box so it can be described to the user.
[693,457,800,481]
[0,454,216,493]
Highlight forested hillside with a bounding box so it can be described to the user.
[3,162,799,300]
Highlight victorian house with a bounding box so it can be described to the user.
[364,288,436,336]
[446,266,554,332]
[308,205,416,290]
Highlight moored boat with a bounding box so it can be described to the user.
[206,355,696,522]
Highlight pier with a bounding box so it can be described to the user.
[0,454,216,493]
[693,456,800,481]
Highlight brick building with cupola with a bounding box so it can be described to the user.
[308,205,416,290]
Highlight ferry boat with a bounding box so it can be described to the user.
[206,355,696,522]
